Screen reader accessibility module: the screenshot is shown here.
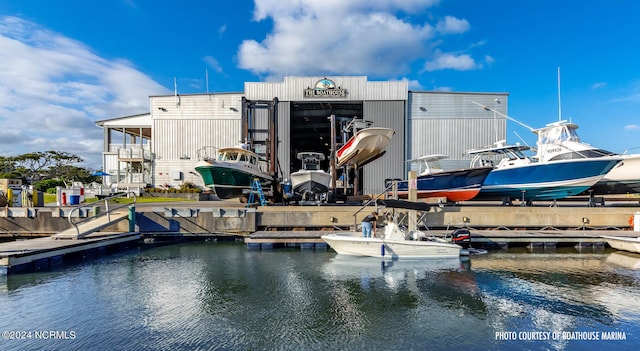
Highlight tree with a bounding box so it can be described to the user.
[0,156,21,179]
[11,151,84,183]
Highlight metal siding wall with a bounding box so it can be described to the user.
[245,76,407,101]
[277,101,291,181]
[408,92,508,169]
[154,119,241,160]
[149,94,244,188]
[362,100,406,195]
[151,93,243,161]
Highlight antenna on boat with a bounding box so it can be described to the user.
[557,67,562,122]
[471,101,535,132]
[513,131,536,151]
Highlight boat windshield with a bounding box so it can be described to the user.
[304,159,320,170]
[218,151,242,162]
[418,158,443,174]
[539,125,580,145]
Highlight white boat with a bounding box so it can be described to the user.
[289,152,332,201]
[602,235,640,254]
[472,102,640,195]
[336,119,395,168]
[533,121,640,195]
[321,222,462,259]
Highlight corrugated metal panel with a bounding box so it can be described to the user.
[150,93,244,163]
[153,119,241,160]
[151,93,243,120]
[362,100,406,195]
[408,92,509,168]
[245,76,407,101]
[277,101,291,180]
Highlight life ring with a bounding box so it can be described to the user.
[629,216,635,227]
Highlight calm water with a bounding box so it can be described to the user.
[1,241,639,351]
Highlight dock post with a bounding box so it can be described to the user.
[128,205,136,232]
[408,171,417,232]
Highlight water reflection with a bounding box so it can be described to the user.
[321,256,490,336]
[606,251,640,270]
[1,243,640,350]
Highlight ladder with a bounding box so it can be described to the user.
[247,178,267,207]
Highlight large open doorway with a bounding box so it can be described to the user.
[289,101,364,195]
[289,102,362,170]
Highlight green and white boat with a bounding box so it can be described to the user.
[195,145,273,199]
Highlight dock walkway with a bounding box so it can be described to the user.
[0,232,139,275]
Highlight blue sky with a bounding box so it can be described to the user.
[1,0,639,169]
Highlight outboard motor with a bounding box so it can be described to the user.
[281,179,296,204]
[451,228,471,248]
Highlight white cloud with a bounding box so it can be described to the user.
[239,0,477,80]
[435,16,470,34]
[218,24,227,38]
[0,16,169,168]
[591,82,606,90]
[485,55,495,64]
[203,56,223,74]
[624,124,640,131]
[423,52,480,71]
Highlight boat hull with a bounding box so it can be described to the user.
[590,155,640,194]
[393,167,492,202]
[321,233,462,259]
[476,158,621,201]
[195,161,272,199]
[602,235,640,254]
[337,127,395,168]
[290,170,332,196]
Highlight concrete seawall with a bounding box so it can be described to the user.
[2,202,640,237]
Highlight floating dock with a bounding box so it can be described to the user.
[0,232,139,275]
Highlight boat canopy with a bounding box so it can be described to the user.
[534,121,580,145]
[467,141,533,168]
[297,152,325,171]
[406,154,448,175]
[533,121,616,160]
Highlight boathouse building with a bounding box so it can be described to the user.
[96,76,508,197]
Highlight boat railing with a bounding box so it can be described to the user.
[196,146,217,161]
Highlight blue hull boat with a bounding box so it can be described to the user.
[388,155,492,202]
[467,141,621,201]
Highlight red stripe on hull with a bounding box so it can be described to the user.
[394,189,481,202]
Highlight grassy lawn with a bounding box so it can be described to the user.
[43,193,196,205]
